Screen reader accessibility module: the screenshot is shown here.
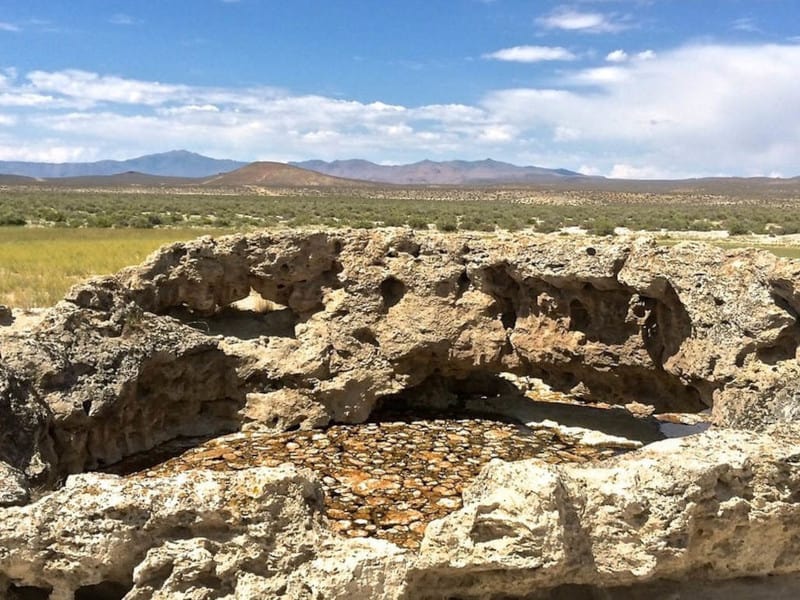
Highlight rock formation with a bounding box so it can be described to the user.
[0,228,798,598]
[0,427,798,599]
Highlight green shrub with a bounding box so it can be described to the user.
[0,213,26,226]
[589,218,616,236]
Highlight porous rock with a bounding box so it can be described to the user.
[409,423,800,598]
[0,465,330,599]
[0,361,54,491]
[2,229,798,482]
[0,426,798,598]
[0,461,29,507]
[0,229,798,598]
[1,279,243,479]
[114,229,799,431]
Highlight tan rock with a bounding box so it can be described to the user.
[411,423,800,598]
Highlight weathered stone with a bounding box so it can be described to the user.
[1,283,244,479]
[409,423,800,598]
[0,461,29,507]
[1,229,798,487]
[0,361,54,489]
[0,425,798,598]
[0,229,798,598]
[111,230,798,431]
[0,465,326,599]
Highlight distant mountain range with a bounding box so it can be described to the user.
[0,150,586,184]
[0,150,246,179]
[2,151,796,192]
[291,158,585,185]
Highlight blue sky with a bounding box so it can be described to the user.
[1,1,799,177]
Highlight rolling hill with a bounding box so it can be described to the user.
[203,161,371,187]
[291,158,587,185]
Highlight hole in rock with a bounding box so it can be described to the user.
[111,370,710,552]
[168,289,298,340]
[380,276,406,309]
[352,327,379,347]
[756,292,800,365]
[7,585,52,600]
[456,270,471,299]
[568,299,591,331]
[75,581,132,600]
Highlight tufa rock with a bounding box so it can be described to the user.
[0,426,798,598]
[409,423,800,598]
[0,229,798,487]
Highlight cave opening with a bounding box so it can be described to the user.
[6,584,52,600]
[74,581,132,600]
[370,370,668,446]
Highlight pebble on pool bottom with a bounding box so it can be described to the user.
[115,411,626,550]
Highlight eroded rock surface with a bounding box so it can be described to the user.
[2,283,243,479]
[410,422,800,598]
[0,426,798,599]
[2,229,798,480]
[115,229,799,431]
[0,228,798,598]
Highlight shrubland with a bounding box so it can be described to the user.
[1,185,799,307]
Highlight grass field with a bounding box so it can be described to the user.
[0,227,229,308]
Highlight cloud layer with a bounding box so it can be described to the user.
[1,43,800,177]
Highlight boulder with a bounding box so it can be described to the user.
[1,279,244,478]
[0,229,798,598]
[410,423,800,598]
[0,465,329,599]
[114,230,799,430]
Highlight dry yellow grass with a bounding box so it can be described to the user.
[0,227,230,308]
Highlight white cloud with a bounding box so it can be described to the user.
[478,124,515,142]
[482,43,800,177]
[732,17,760,33]
[27,70,188,106]
[609,163,666,179]
[570,66,629,84]
[0,143,95,162]
[0,21,20,32]
[637,49,656,60]
[606,49,628,62]
[158,104,221,116]
[0,92,56,107]
[485,45,576,63]
[537,8,629,34]
[3,45,800,177]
